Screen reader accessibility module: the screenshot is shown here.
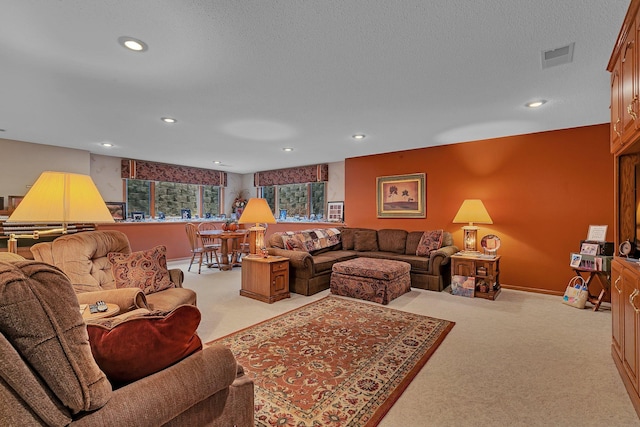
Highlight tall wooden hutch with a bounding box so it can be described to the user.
[609,0,640,417]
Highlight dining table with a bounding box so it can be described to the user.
[198,229,248,271]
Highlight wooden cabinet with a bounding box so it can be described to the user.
[240,256,290,303]
[612,259,640,408]
[611,3,640,417]
[450,254,501,300]
[609,2,640,154]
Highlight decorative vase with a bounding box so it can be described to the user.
[228,222,238,232]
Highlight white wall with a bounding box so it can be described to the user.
[0,138,90,206]
[90,154,122,202]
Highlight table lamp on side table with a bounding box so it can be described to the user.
[452,199,493,253]
[4,171,115,253]
[238,198,277,256]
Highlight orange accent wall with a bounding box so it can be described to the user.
[345,124,614,294]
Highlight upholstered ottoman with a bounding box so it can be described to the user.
[330,258,411,305]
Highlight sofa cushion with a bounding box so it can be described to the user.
[340,228,361,250]
[268,232,286,249]
[377,229,408,254]
[86,305,203,385]
[0,260,112,414]
[416,230,444,256]
[405,231,424,255]
[108,245,174,295]
[354,230,378,252]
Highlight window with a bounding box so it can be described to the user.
[261,182,326,220]
[126,179,221,219]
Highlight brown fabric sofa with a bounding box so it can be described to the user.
[267,227,459,296]
[0,259,254,427]
[30,230,196,312]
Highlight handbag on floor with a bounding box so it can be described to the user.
[562,276,589,309]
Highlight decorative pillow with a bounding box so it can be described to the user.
[108,245,174,294]
[0,260,112,413]
[354,230,378,252]
[416,230,443,257]
[86,305,203,384]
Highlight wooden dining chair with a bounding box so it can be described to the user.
[185,223,219,273]
[198,222,222,267]
[235,231,251,262]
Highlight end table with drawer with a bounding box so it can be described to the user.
[240,255,290,303]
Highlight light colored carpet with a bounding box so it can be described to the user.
[170,259,640,426]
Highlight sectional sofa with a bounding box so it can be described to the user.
[267,227,459,296]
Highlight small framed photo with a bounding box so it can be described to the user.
[587,225,608,242]
[279,209,287,221]
[570,253,582,268]
[131,211,144,221]
[181,209,191,220]
[580,242,599,256]
[105,202,126,221]
[327,201,344,222]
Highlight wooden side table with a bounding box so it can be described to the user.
[450,253,501,300]
[81,303,120,321]
[240,255,290,303]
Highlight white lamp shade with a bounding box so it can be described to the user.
[452,199,493,225]
[237,198,276,225]
[7,171,115,224]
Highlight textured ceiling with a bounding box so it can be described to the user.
[0,0,630,174]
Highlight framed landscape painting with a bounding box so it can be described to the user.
[376,173,426,218]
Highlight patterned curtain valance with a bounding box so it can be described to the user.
[254,164,329,186]
[121,159,227,186]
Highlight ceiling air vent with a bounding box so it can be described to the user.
[541,42,574,69]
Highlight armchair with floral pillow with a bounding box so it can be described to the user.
[30,230,196,313]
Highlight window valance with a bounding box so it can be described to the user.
[254,164,328,186]
[121,159,227,186]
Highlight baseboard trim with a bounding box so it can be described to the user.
[500,284,564,297]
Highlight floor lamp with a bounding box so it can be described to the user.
[4,171,115,253]
[452,199,493,253]
[237,198,277,257]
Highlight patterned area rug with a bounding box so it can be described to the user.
[207,296,454,426]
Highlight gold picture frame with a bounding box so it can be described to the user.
[376,173,426,218]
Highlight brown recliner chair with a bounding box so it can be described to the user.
[30,230,196,312]
[0,259,254,426]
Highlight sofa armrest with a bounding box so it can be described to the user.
[75,288,149,313]
[72,344,248,426]
[169,268,184,288]
[428,245,459,274]
[267,248,314,273]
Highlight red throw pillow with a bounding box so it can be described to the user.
[86,305,203,384]
[416,230,443,257]
[108,245,173,294]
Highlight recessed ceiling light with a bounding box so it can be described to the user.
[282,147,294,152]
[525,100,547,108]
[118,36,148,52]
[101,142,113,147]
[213,161,221,165]
[352,134,366,140]
[161,117,177,124]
